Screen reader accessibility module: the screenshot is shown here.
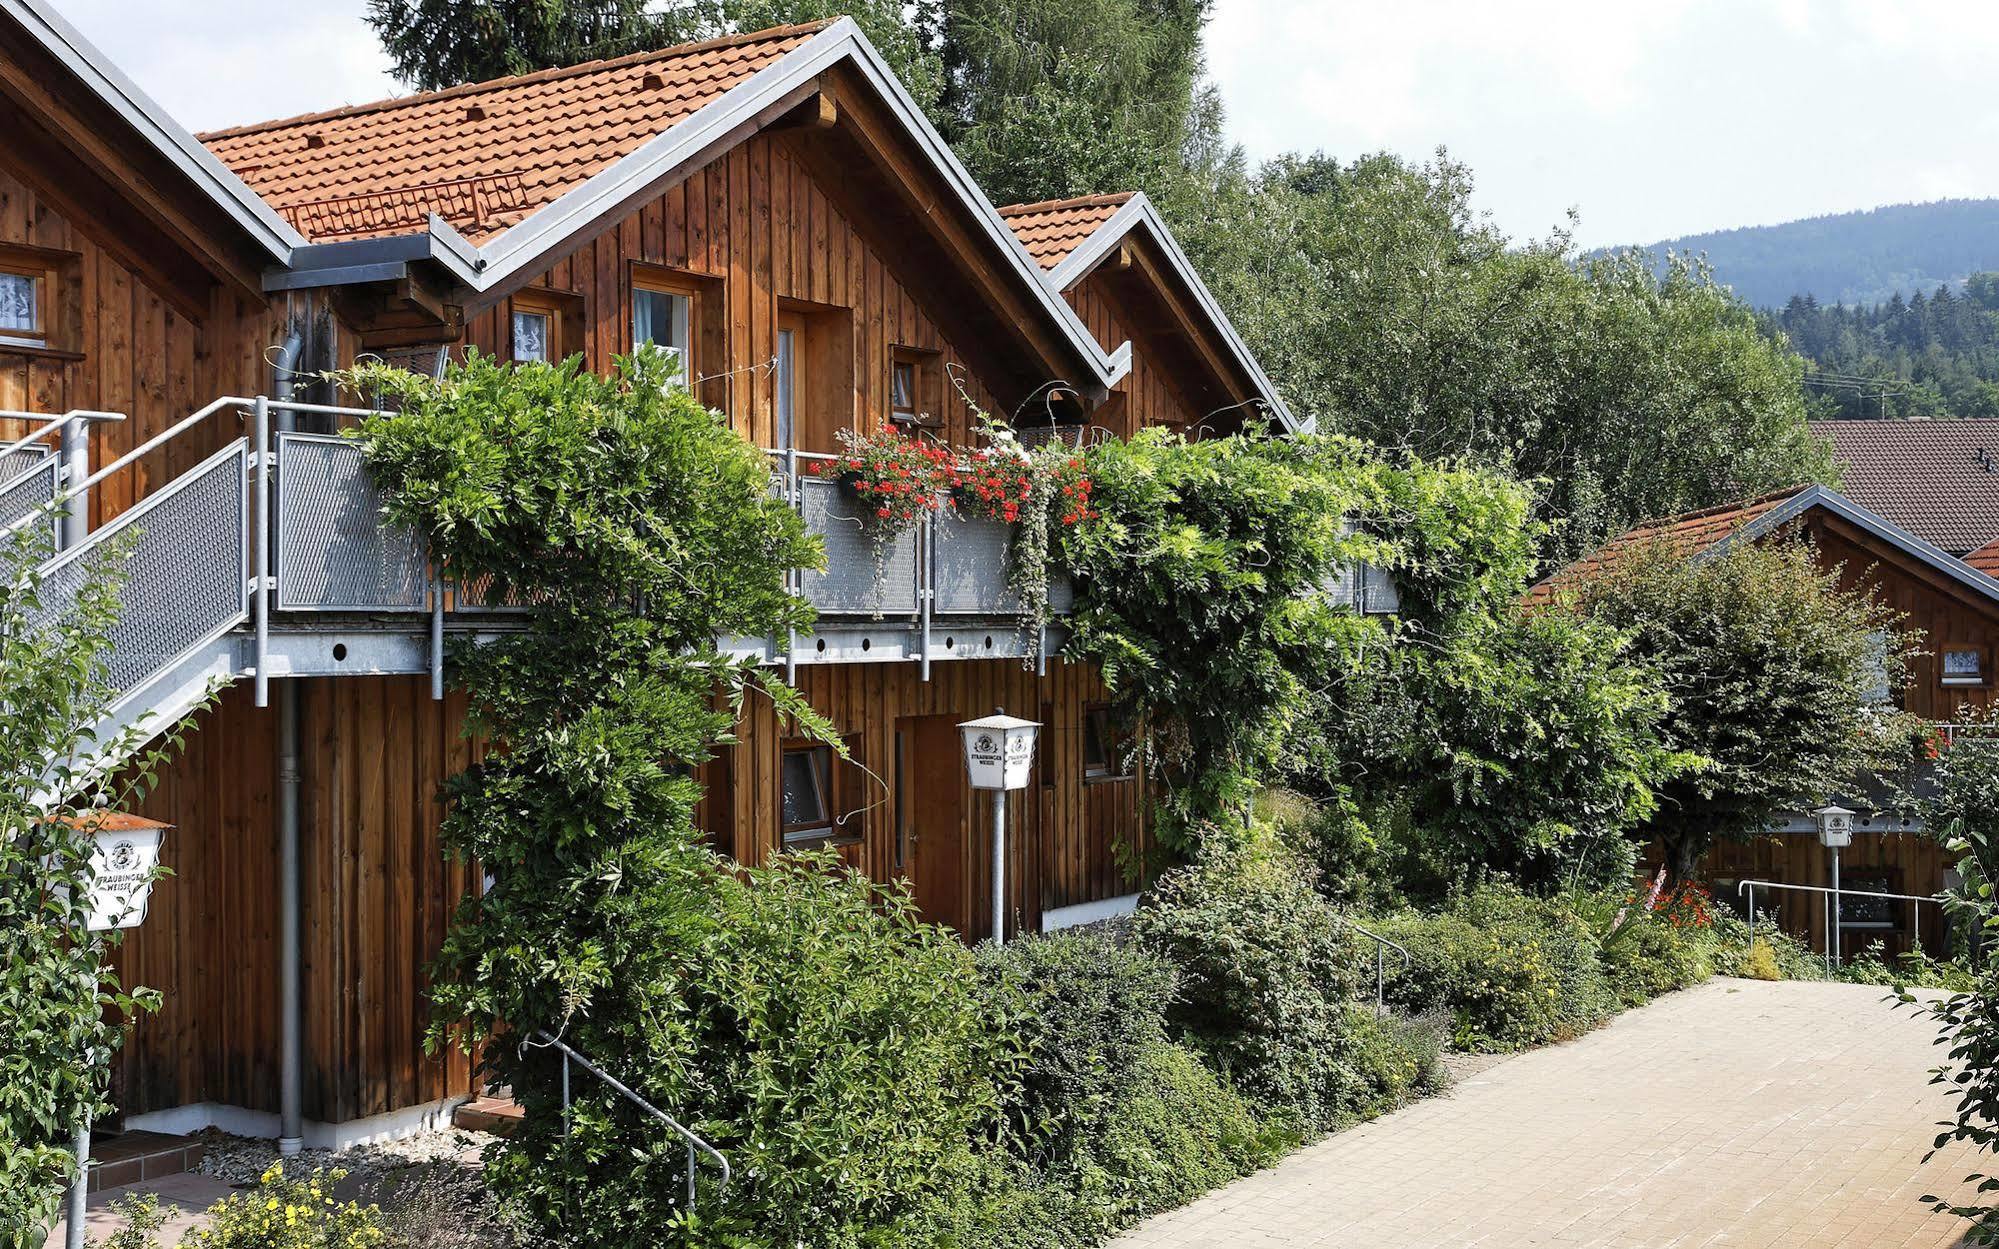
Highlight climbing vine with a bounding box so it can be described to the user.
[344,348,1013,1247]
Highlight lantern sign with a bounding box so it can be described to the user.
[1813,804,1854,849]
[959,711,1040,792]
[74,813,170,932]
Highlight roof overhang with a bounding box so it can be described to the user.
[2,0,306,264]
[1715,483,1999,610]
[268,17,1124,394]
[1043,191,1298,433]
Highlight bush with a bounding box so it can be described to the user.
[1130,834,1445,1133]
[1834,941,1980,992]
[481,856,1014,1249]
[183,1165,385,1249]
[972,929,1177,1171]
[1376,885,1619,1051]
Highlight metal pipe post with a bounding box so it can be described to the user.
[990,791,1007,945]
[277,680,302,1155]
[58,418,89,550]
[253,396,271,708]
[1830,845,1842,971]
[64,1117,89,1249]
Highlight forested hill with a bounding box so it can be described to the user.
[1621,199,1999,309]
[1765,276,1999,420]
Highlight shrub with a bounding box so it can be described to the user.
[183,1165,385,1249]
[1376,885,1618,1051]
[482,856,1013,1249]
[1835,941,1980,992]
[972,929,1178,1172]
[1736,940,1784,981]
[967,928,1297,1248]
[1600,914,1715,1006]
[1130,838,1375,1128]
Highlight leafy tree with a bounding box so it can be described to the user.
[1561,537,1919,883]
[932,0,1214,206]
[365,0,943,108]
[1289,464,1688,898]
[1899,716,1999,1242]
[1169,151,1836,559]
[0,529,198,1249]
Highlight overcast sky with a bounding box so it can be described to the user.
[49,0,1999,250]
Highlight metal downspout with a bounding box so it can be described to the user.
[272,328,305,1156]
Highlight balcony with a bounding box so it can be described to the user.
[0,399,1072,756]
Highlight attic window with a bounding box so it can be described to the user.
[0,267,45,343]
[1942,648,1986,687]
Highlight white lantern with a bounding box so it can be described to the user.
[1813,804,1854,849]
[77,813,170,932]
[960,710,1040,946]
[959,711,1041,792]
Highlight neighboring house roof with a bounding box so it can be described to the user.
[1,0,307,262]
[201,23,828,245]
[998,190,1300,433]
[1966,536,1999,578]
[1525,483,1999,612]
[1523,487,1809,607]
[1812,418,1999,555]
[999,193,1133,270]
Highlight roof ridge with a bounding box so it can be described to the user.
[1622,484,1814,533]
[197,18,837,142]
[996,191,1138,217]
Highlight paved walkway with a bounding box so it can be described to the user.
[1111,979,1983,1248]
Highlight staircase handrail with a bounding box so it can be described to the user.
[1,397,252,543]
[0,409,126,463]
[532,1029,731,1212]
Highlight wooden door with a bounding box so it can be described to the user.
[898,714,968,935]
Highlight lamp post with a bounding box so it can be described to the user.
[959,710,1040,945]
[64,813,171,1249]
[1813,803,1854,974]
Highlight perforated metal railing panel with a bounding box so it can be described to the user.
[933,513,1019,614]
[797,477,920,615]
[276,433,428,611]
[0,447,58,548]
[32,441,249,702]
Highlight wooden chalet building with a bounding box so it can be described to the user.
[1531,483,1999,960]
[0,4,1293,1151]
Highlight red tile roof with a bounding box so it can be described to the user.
[1523,487,1810,607]
[998,193,1134,269]
[199,22,829,243]
[1967,536,1999,577]
[1813,419,1999,556]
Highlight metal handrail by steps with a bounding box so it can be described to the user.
[533,1030,730,1214]
[1345,918,1412,1012]
[1735,878,1947,974]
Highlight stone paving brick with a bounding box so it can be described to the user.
[1107,979,1982,1248]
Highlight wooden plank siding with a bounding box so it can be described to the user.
[1063,275,1199,439]
[454,133,1006,450]
[112,680,481,1124]
[0,164,285,529]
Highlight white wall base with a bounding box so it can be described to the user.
[1040,891,1140,933]
[123,1095,469,1152]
